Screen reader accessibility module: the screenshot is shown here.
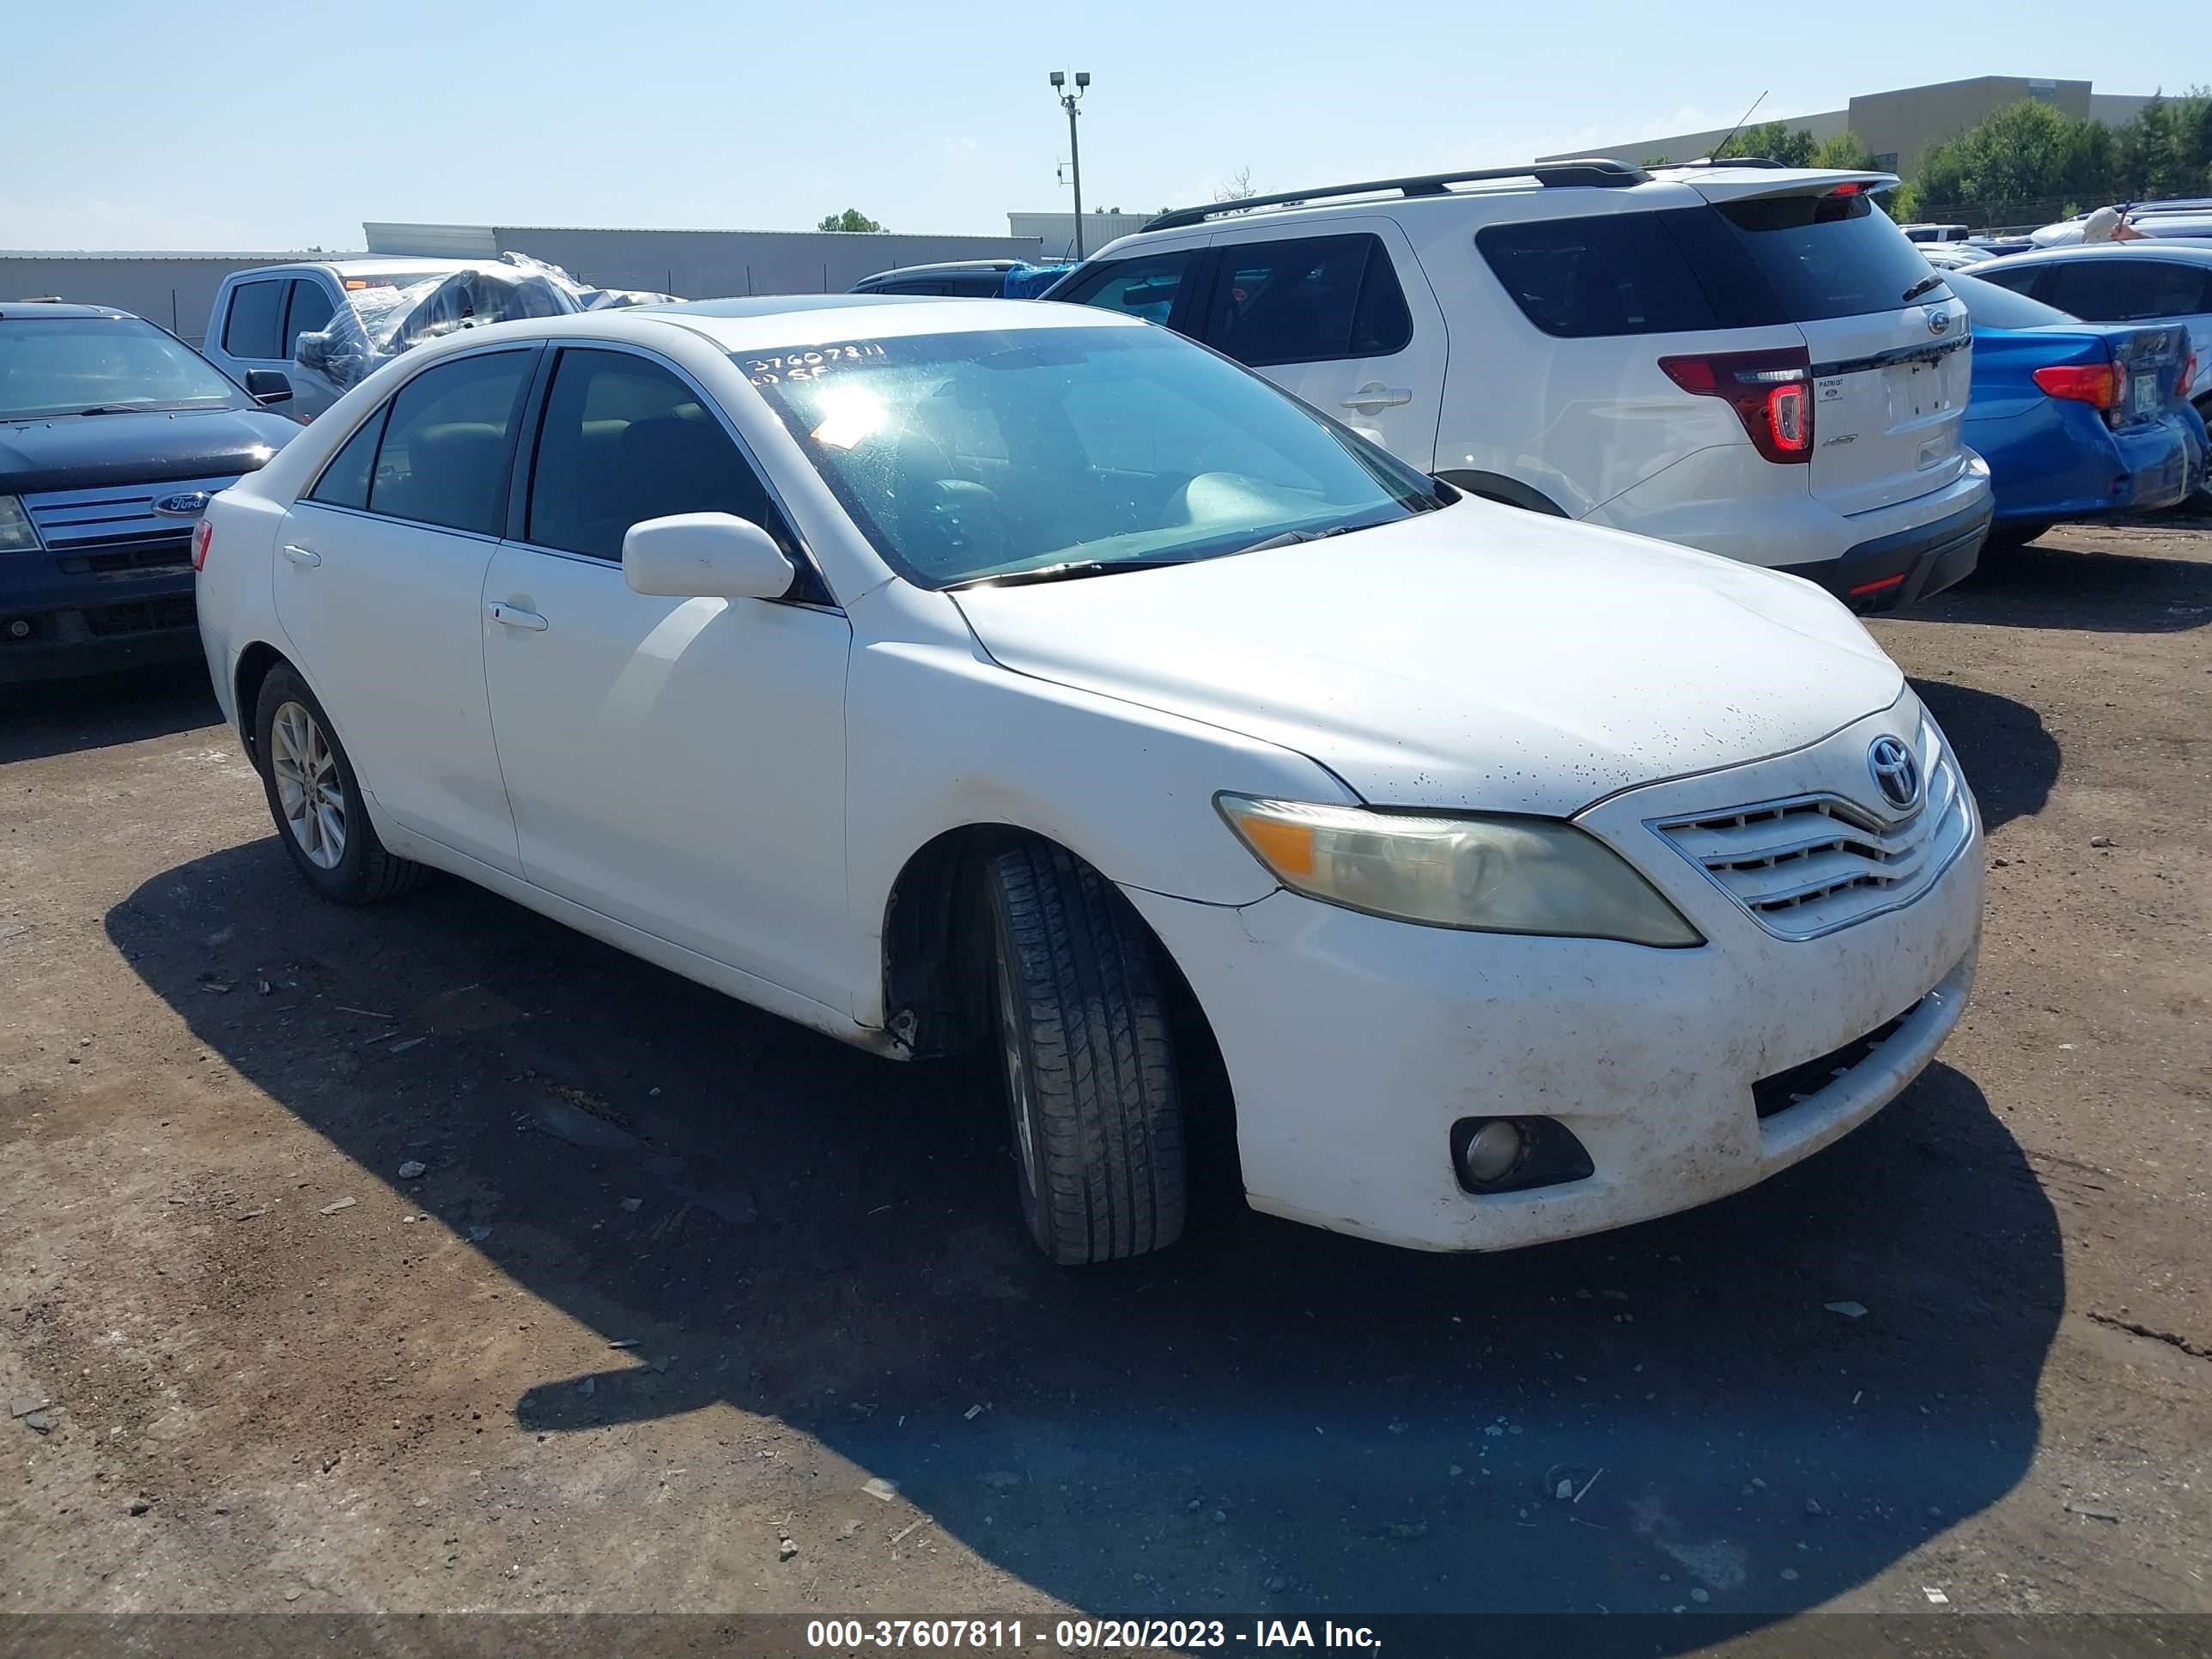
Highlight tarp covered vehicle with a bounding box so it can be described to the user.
[290,253,674,416]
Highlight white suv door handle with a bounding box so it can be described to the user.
[1341,383,1413,413]
[282,544,321,568]
[488,601,549,633]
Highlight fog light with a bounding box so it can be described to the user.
[1458,1119,1526,1187]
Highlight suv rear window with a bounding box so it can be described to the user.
[1199,234,1413,365]
[1478,195,1944,337]
[1707,192,1943,321]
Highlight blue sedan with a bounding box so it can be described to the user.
[1951,271,2201,546]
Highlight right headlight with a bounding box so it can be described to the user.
[0,496,40,552]
[1217,794,1702,947]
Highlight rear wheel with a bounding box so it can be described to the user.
[253,665,425,905]
[985,842,1187,1265]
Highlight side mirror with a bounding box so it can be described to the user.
[245,369,292,405]
[623,513,795,601]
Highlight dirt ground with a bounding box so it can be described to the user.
[2,518,2209,1652]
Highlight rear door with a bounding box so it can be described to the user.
[1695,183,1971,517]
[273,344,538,873]
[1192,222,1447,467]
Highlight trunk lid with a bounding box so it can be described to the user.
[1687,179,1974,516]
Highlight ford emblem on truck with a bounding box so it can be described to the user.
[153,490,214,518]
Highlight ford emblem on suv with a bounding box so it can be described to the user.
[1869,735,1922,811]
[153,490,215,518]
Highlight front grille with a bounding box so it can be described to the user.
[18,474,241,550]
[83,595,195,636]
[1651,720,1972,939]
[59,532,194,579]
[1753,999,1923,1119]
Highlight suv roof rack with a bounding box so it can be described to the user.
[1143,158,1651,233]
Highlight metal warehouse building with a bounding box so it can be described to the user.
[3,223,1046,343]
[360,222,1042,300]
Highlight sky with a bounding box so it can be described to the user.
[0,1,2197,252]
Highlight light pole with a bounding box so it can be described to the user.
[1050,70,1091,258]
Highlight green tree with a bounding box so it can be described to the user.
[1812,131,1879,172]
[1720,120,1818,167]
[816,209,886,233]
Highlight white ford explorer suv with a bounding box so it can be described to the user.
[1048,158,1994,614]
[193,295,1984,1265]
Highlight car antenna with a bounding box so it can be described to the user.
[1708,91,1768,162]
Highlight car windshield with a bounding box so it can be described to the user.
[738,325,1443,588]
[0,315,241,419]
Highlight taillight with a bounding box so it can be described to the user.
[2179,351,2197,400]
[2033,360,2125,411]
[1660,348,1814,464]
[191,518,214,572]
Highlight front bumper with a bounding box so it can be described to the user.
[0,574,200,684]
[1125,705,1985,1254]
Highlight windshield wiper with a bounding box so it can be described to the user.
[945,557,1188,591]
[1900,274,1948,303]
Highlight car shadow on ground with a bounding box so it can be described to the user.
[107,838,2062,1635]
[0,662,220,764]
[1909,678,2060,834]
[1918,531,2211,635]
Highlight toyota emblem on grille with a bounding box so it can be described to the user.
[152,491,213,518]
[1869,735,1921,811]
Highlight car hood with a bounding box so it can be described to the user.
[949,505,1906,816]
[0,405,297,495]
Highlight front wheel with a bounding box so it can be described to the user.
[253,664,425,905]
[985,843,1187,1266]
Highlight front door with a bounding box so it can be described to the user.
[272,344,538,873]
[480,345,854,1008]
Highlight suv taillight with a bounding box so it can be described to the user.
[191,519,214,572]
[2033,360,2125,412]
[1659,348,1814,464]
[2178,351,2196,401]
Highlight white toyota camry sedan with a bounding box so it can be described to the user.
[193,295,1984,1265]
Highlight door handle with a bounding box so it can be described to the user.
[1341,383,1413,413]
[487,601,549,633]
[281,544,321,568]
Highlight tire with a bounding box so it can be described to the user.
[985,842,1187,1265]
[253,664,426,905]
[1985,520,2052,551]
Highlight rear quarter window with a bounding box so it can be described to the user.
[1475,212,1721,337]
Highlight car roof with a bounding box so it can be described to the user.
[228,255,480,280]
[1982,241,2212,269]
[0,301,136,321]
[389,294,1146,359]
[857,259,1023,281]
[1088,162,1892,258]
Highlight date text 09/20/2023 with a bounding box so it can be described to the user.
[805,1619,1382,1650]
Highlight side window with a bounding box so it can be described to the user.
[526,349,792,564]
[222,280,285,360]
[2047,259,2204,323]
[1966,264,2045,299]
[1056,250,1199,325]
[1476,214,1722,337]
[1200,234,1411,366]
[282,280,335,358]
[368,350,532,535]
[305,406,389,511]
